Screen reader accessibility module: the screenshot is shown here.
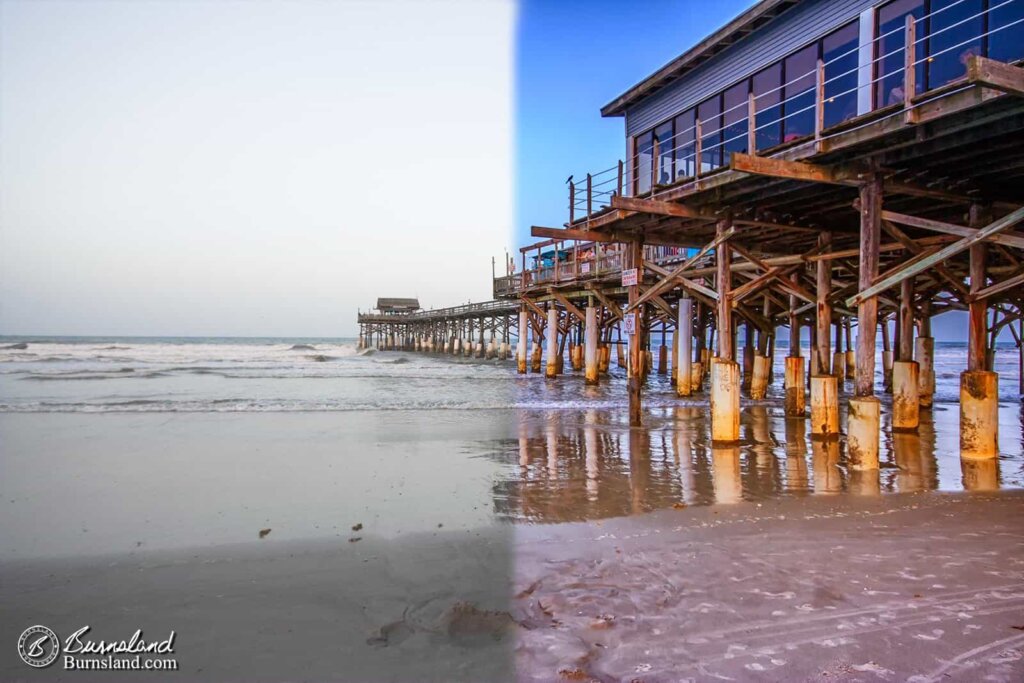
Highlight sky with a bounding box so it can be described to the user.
[0,0,995,340]
[0,0,514,337]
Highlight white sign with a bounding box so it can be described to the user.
[621,268,638,287]
[623,312,637,336]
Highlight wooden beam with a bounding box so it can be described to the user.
[729,152,853,185]
[625,229,734,312]
[966,55,1024,97]
[588,286,623,321]
[968,269,1024,303]
[881,210,1024,250]
[549,290,586,323]
[847,206,1024,307]
[880,219,969,299]
[643,262,719,303]
[531,225,631,244]
[609,195,708,219]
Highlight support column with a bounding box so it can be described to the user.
[712,216,740,443]
[915,305,935,409]
[584,305,598,386]
[811,231,838,437]
[627,240,645,426]
[961,203,998,459]
[677,298,693,397]
[517,309,528,373]
[881,316,893,393]
[893,277,920,430]
[546,306,558,378]
[785,282,805,417]
[848,176,882,470]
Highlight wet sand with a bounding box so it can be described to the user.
[2,491,1022,682]
[2,403,1023,681]
[513,490,1024,682]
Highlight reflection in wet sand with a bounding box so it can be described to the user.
[493,402,1022,525]
[962,458,1000,491]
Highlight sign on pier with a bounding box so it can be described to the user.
[621,268,638,287]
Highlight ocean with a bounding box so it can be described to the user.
[0,336,1021,559]
[0,336,1019,413]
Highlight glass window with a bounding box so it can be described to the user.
[723,80,750,163]
[633,131,653,195]
[673,109,696,180]
[654,121,674,187]
[698,95,722,172]
[752,63,782,150]
[876,0,925,108]
[926,0,984,90]
[783,44,817,140]
[990,0,1024,63]
[822,22,859,128]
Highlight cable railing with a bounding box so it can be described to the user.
[564,0,1022,224]
[495,243,698,297]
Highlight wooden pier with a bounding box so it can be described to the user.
[357,298,518,358]
[360,0,1024,468]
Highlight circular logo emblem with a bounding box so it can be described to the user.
[18,625,59,668]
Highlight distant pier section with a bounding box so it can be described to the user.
[357,297,518,358]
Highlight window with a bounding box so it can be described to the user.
[673,109,696,180]
[927,0,984,90]
[723,80,750,163]
[876,0,925,108]
[990,0,1024,63]
[823,22,859,128]
[633,131,653,195]
[654,121,674,187]
[752,63,782,150]
[783,44,817,140]
[698,95,722,172]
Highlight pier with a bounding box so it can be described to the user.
[360,0,1024,468]
[357,298,518,358]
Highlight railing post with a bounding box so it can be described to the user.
[569,180,575,224]
[651,136,659,191]
[695,119,702,179]
[904,14,916,122]
[555,241,560,281]
[596,242,602,275]
[617,160,624,197]
[815,58,825,143]
[586,173,593,218]
[747,91,756,153]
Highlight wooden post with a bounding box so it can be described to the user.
[899,278,914,362]
[678,297,693,397]
[904,15,916,112]
[627,240,645,426]
[568,181,575,224]
[716,216,733,360]
[815,232,832,375]
[747,91,756,153]
[586,173,593,218]
[855,176,881,398]
[694,119,703,180]
[617,160,623,197]
[585,305,598,385]
[967,206,989,372]
[814,58,825,141]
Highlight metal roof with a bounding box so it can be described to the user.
[600,0,801,118]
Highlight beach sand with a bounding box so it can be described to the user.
[2,490,1022,682]
[1,406,1023,681]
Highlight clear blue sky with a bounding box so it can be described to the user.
[513,0,984,343]
[514,0,755,246]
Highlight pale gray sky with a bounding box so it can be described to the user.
[0,0,514,337]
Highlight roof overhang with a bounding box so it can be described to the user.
[600,0,801,118]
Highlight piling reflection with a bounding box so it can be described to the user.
[961,458,1000,491]
[491,403,1017,525]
